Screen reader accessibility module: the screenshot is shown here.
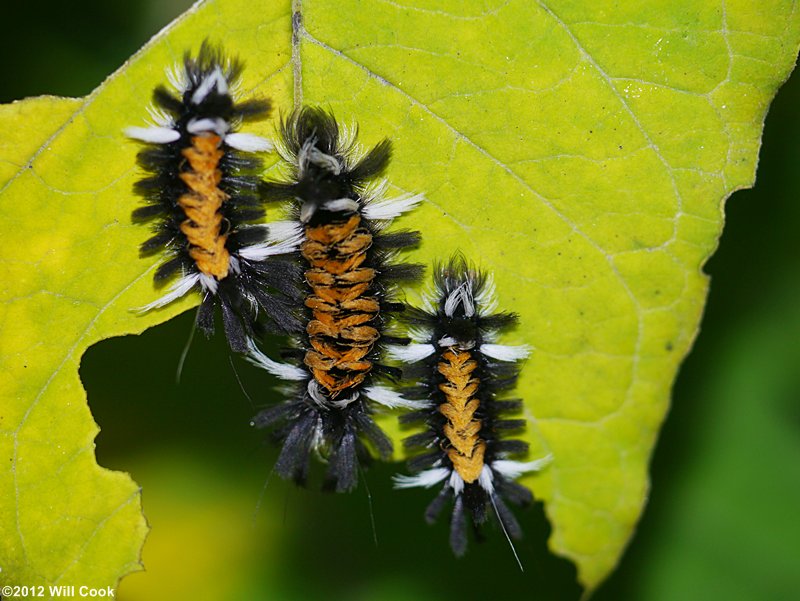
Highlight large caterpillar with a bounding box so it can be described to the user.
[126,41,299,351]
[248,107,424,492]
[392,257,551,560]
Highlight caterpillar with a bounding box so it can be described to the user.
[392,257,551,561]
[125,41,299,352]
[247,107,425,492]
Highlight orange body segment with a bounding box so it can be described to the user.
[178,134,230,279]
[438,349,486,484]
[302,213,379,396]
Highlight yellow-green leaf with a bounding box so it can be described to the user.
[0,96,149,588]
[1,0,798,595]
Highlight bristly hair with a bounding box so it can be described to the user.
[391,255,551,561]
[125,40,301,352]
[247,106,425,492]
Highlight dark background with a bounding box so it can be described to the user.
[3,2,798,600]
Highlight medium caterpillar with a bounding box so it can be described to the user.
[247,107,425,492]
[392,256,551,561]
[125,41,299,352]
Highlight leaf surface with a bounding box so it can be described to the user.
[0,95,149,587]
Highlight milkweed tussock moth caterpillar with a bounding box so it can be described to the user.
[126,41,300,352]
[391,256,552,562]
[247,107,425,492]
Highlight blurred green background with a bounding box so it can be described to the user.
[3,2,799,600]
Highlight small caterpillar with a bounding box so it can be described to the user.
[126,41,299,351]
[247,107,425,492]
[392,257,551,560]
